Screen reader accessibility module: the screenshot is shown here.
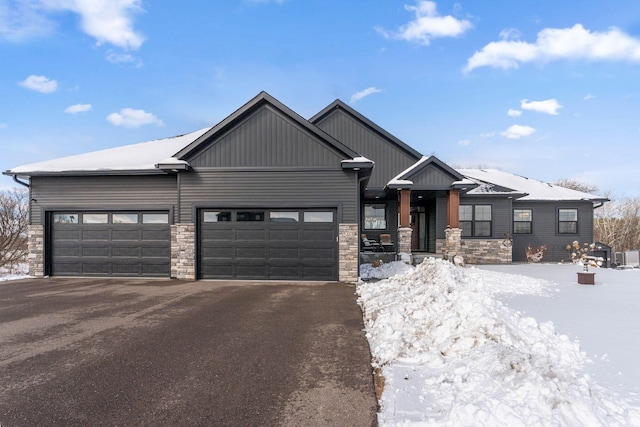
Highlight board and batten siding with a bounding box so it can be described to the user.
[411,165,459,189]
[29,175,177,225]
[178,169,358,224]
[511,201,595,262]
[314,110,420,189]
[188,105,347,169]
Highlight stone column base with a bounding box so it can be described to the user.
[171,223,196,280]
[397,227,413,263]
[27,225,44,278]
[339,223,358,283]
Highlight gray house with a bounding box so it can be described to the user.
[5,92,607,282]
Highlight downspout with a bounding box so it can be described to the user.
[357,174,368,280]
[12,175,30,188]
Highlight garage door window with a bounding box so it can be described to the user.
[303,211,334,223]
[203,211,231,222]
[142,213,169,224]
[270,212,299,223]
[53,213,79,224]
[83,213,109,224]
[237,211,264,221]
[113,213,139,224]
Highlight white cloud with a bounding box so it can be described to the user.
[36,0,145,50]
[65,103,92,114]
[106,108,164,128]
[501,124,536,139]
[480,131,495,138]
[0,1,56,41]
[584,93,595,100]
[507,109,522,117]
[457,139,470,146]
[499,28,521,40]
[376,1,472,45]
[105,50,143,67]
[521,98,562,115]
[350,87,382,103]
[18,75,58,93]
[465,24,640,72]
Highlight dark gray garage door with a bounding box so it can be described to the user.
[199,209,337,280]
[50,211,171,277]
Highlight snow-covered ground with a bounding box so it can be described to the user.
[0,263,29,281]
[358,259,640,426]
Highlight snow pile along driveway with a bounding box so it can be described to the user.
[357,258,640,426]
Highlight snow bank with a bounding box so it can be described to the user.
[357,258,640,426]
[360,261,414,280]
[0,263,30,281]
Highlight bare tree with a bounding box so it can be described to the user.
[594,196,640,252]
[553,178,600,194]
[0,189,29,269]
[554,179,640,252]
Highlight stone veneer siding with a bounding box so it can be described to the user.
[444,227,462,260]
[339,223,358,283]
[460,239,512,264]
[27,225,45,278]
[171,223,196,280]
[397,227,412,255]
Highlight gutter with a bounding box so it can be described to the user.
[12,175,30,188]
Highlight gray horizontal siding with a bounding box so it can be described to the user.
[189,105,346,168]
[179,169,357,223]
[314,110,419,189]
[30,175,177,225]
[512,201,594,262]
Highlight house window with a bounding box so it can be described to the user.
[270,212,299,223]
[364,204,386,230]
[83,213,109,224]
[303,211,334,223]
[558,208,578,234]
[237,211,264,222]
[142,213,169,224]
[513,209,532,234]
[459,205,492,237]
[203,211,231,222]
[113,213,139,224]
[53,213,78,224]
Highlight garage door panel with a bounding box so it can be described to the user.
[142,229,170,241]
[142,246,170,258]
[112,230,141,241]
[82,247,111,257]
[82,229,111,240]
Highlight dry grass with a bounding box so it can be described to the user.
[373,367,385,400]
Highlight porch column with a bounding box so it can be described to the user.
[447,189,460,228]
[397,189,412,263]
[171,223,196,280]
[399,189,411,228]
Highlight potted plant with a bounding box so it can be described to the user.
[567,241,603,285]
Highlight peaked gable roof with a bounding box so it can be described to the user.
[175,91,361,162]
[387,156,468,190]
[310,99,422,160]
[458,169,609,202]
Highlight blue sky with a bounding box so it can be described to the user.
[1,0,639,196]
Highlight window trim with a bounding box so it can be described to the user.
[558,208,578,234]
[513,208,533,234]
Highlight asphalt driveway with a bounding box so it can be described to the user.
[0,278,378,426]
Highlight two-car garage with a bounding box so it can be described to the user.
[48,208,338,281]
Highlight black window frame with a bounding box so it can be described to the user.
[513,208,533,234]
[364,203,387,230]
[459,204,492,238]
[558,208,578,234]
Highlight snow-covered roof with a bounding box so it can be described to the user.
[7,127,211,175]
[458,168,607,201]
